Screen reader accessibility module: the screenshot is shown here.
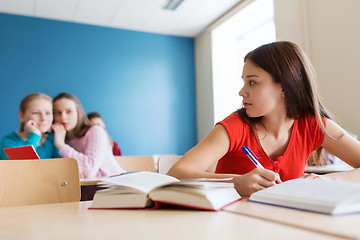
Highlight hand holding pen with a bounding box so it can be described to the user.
[242,146,282,183]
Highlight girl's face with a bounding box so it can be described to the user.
[89,117,105,128]
[19,99,53,133]
[239,60,285,118]
[53,98,78,132]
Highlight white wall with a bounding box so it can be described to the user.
[196,0,360,141]
[195,30,215,142]
[195,0,253,142]
[273,0,309,51]
[274,0,360,137]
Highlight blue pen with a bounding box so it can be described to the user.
[242,146,282,182]
[241,146,264,168]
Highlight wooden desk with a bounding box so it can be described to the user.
[0,201,340,240]
[224,200,360,240]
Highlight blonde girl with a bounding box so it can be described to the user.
[0,93,60,159]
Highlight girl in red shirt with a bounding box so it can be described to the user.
[167,41,360,197]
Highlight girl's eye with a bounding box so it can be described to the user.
[32,112,40,115]
[249,80,256,86]
[66,110,72,114]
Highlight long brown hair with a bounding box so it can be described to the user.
[53,92,92,138]
[237,41,332,165]
[19,93,52,132]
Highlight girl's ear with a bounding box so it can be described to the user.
[281,89,285,98]
[18,111,24,122]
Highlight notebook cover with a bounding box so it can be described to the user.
[3,145,40,160]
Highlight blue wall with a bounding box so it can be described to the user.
[0,13,197,155]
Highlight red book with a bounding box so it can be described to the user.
[3,145,40,160]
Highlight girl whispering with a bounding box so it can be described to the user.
[52,92,124,178]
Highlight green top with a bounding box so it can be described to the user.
[0,131,61,160]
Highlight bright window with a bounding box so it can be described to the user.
[212,0,276,123]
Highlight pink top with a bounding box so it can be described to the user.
[58,125,124,178]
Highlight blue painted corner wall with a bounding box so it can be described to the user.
[0,13,197,155]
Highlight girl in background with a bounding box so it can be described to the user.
[52,92,124,178]
[0,93,60,159]
[167,41,360,197]
[87,112,122,156]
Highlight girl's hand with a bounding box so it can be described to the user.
[51,123,66,150]
[24,120,41,136]
[233,168,279,197]
[300,173,328,180]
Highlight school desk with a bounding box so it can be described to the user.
[0,201,341,240]
[224,199,360,240]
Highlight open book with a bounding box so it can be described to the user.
[249,179,360,215]
[90,172,241,211]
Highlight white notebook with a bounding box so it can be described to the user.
[249,179,360,215]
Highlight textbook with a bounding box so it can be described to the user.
[249,179,360,215]
[3,145,40,160]
[90,172,241,211]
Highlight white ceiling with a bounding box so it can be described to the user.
[0,0,242,37]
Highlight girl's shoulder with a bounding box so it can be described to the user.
[296,113,326,139]
[217,112,248,138]
[299,112,316,120]
[88,124,105,132]
[218,112,247,127]
[1,131,21,142]
[297,113,323,128]
[0,132,23,151]
[83,125,107,138]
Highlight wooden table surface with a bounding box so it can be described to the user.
[0,201,345,240]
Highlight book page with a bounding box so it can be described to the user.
[183,177,234,182]
[99,172,179,193]
[249,179,360,214]
[158,181,234,189]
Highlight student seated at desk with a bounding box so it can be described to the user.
[52,92,125,178]
[167,41,360,197]
[0,93,60,160]
[87,112,122,156]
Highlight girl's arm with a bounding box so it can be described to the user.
[60,126,110,178]
[20,120,43,149]
[0,135,21,160]
[320,119,360,181]
[0,132,41,160]
[167,124,279,196]
[23,132,41,147]
[167,125,231,179]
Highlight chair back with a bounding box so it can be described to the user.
[157,155,217,174]
[115,156,156,172]
[0,158,80,207]
[158,155,181,174]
